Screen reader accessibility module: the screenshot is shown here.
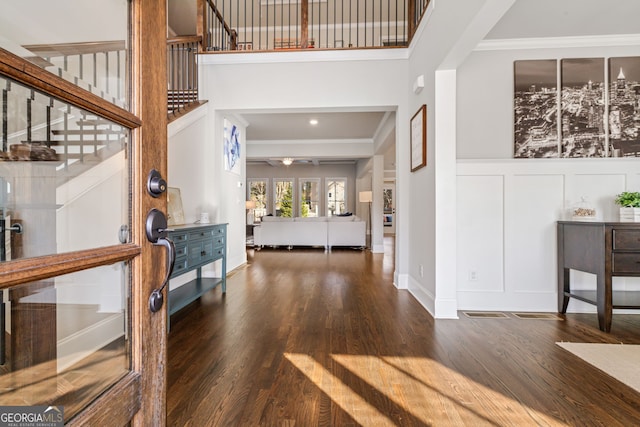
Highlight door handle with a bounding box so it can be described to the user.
[146,208,175,313]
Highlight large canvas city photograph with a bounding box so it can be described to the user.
[514,60,558,158]
[608,56,640,157]
[513,57,640,159]
[560,58,605,157]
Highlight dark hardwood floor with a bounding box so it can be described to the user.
[167,240,640,426]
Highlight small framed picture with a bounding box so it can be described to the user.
[237,42,253,51]
[410,104,427,172]
[167,187,185,226]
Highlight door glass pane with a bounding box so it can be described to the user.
[0,75,130,261]
[274,179,293,217]
[0,1,130,110]
[0,262,130,422]
[299,178,320,217]
[248,179,267,223]
[327,178,346,216]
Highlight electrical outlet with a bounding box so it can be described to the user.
[469,270,478,281]
[419,264,424,278]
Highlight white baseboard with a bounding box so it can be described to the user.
[371,243,385,253]
[394,271,409,289]
[408,276,435,318]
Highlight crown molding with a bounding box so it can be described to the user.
[475,34,640,51]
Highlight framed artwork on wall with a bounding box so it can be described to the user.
[224,118,241,175]
[561,58,605,157]
[513,56,640,158]
[410,104,427,172]
[167,187,185,226]
[513,59,558,158]
[608,56,640,157]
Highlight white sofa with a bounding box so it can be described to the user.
[254,216,365,250]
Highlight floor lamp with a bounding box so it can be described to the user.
[246,200,256,225]
[359,191,372,248]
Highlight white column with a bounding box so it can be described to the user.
[434,69,458,318]
[371,154,385,253]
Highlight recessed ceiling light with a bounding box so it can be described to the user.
[309,119,318,125]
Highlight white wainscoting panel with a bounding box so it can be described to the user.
[456,175,504,293]
[457,159,640,312]
[506,174,564,294]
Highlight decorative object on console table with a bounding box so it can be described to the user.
[166,223,227,326]
[614,191,640,222]
[571,197,597,221]
[410,104,427,172]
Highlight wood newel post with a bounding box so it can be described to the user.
[196,0,206,52]
[408,0,416,42]
[230,29,238,50]
[301,0,309,48]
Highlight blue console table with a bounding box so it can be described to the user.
[167,223,227,317]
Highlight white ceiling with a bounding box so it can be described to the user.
[243,111,387,141]
[485,0,640,40]
[222,0,640,167]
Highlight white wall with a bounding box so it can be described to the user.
[457,159,640,313]
[458,41,640,159]
[0,0,127,46]
[167,106,248,287]
[190,0,640,317]
[404,0,515,317]
[455,38,640,312]
[200,48,409,282]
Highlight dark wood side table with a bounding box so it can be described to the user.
[557,220,640,332]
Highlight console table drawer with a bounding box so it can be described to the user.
[189,229,214,241]
[213,235,225,249]
[171,232,190,244]
[613,229,640,250]
[212,246,224,260]
[172,258,189,276]
[175,243,188,258]
[612,253,640,273]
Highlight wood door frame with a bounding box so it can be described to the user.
[0,0,169,424]
[129,0,169,424]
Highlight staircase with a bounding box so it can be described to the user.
[50,115,126,185]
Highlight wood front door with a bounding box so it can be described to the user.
[0,0,168,424]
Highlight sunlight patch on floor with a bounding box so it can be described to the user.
[284,353,396,426]
[285,353,569,426]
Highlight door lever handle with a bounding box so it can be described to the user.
[149,237,175,313]
[146,208,176,313]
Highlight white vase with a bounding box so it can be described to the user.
[619,207,640,222]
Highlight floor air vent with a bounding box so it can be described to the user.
[463,312,509,319]
[512,313,564,320]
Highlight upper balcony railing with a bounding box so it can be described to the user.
[200,0,431,52]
